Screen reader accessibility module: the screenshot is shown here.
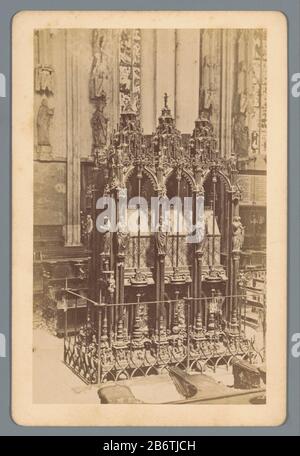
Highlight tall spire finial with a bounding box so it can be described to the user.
[164,92,169,109]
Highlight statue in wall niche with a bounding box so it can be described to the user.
[233,112,249,158]
[238,92,248,115]
[90,31,109,154]
[199,55,216,119]
[232,216,245,252]
[232,60,247,121]
[37,98,54,146]
[91,91,108,149]
[199,89,213,120]
[251,131,259,154]
[90,31,109,100]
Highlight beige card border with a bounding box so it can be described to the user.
[12,10,287,427]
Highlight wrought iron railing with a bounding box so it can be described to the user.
[63,290,265,385]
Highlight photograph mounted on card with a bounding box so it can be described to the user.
[12,10,287,426]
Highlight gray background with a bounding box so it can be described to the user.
[0,0,299,436]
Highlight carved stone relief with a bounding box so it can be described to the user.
[35,64,55,95]
[119,29,141,115]
[89,30,112,157]
[89,30,110,101]
[91,91,108,151]
[199,30,221,143]
[35,30,55,160]
[233,29,267,163]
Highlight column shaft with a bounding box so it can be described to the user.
[65,30,81,246]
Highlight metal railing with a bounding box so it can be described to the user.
[63,290,265,385]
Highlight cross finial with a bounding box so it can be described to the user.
[164,92,168,108]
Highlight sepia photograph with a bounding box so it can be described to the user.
[12,11,287,426]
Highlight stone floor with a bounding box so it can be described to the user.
[33,308,264,405]
[33,328,98,404]
[33,327,241,404]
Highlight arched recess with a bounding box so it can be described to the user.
[165,169,193,199]
[165,170,192,234]
[164,170,192,270]
[124,165,158,193]
[123,167,156,271]
[123,165,135,188]
[164,167,196,193]
[125,168,155,233]
[202,168,233,193]
[144,166,159,192]
[202,168,233,257]
[182,168,196,192]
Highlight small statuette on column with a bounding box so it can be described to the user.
[107,273,115,296]
[155,216,168,255]
[98,216,112,256]
[116,215,129,256]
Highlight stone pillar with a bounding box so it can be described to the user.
[207,289,216,333]
[195,251,204,333]
[175,30,200,133]
[220,30,236,159]
[110,30,120,135]
[196,252,203,311]
[155,253,166,333]
[114,255,125,334]
[115,242,126,311]
[141,29,177,132]
[199,30,222,142]
[192,191,198,300]
[226,191,233,323]
[119,261,125,304]
[140,30,156,134]
[65,30,81,246]
[231,189,241,333]
[192,189,205,331]
[231,251,240,334]
[141,29,156,135]
[35,29,53,67]
[156,30,176,121]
